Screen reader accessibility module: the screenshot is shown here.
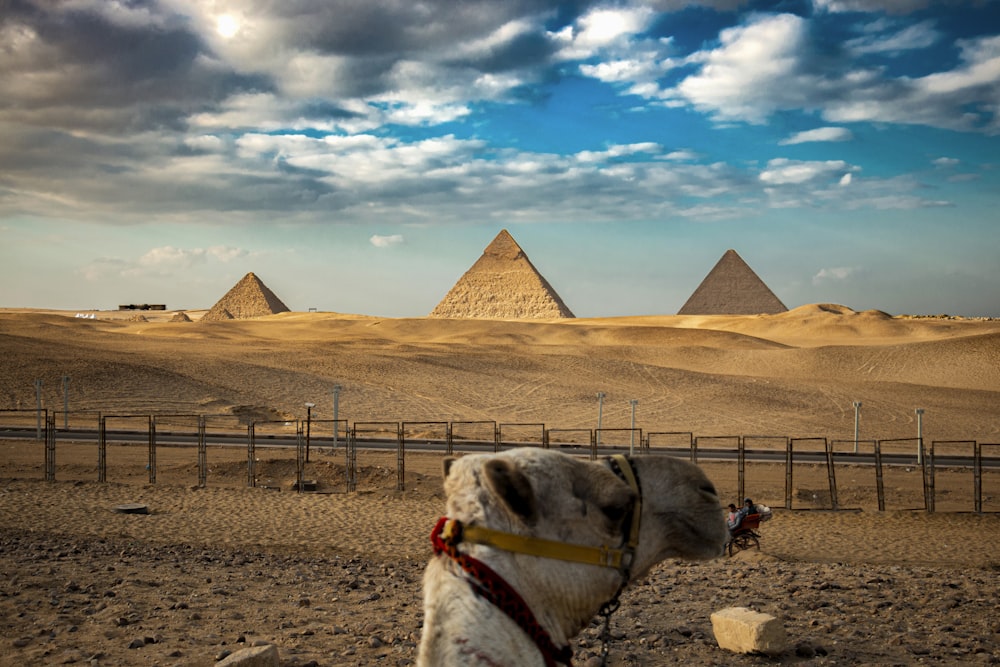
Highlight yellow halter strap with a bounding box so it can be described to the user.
[444,454,642,575]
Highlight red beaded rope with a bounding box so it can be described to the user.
[431,517,574,667]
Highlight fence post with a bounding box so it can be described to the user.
[148,415,156,485]
[197,415,207,488]
[785,439,793,510]
[926,441,936,513]
[35,380,42,440]
[98,415,107,483]
[973,442,982,514]
[737,436,745,504]
[346,424,357,492]
[397,423,405,492]
[874,440,885,511]
[247,422,256,488]
[824,438,838,510]
[45,413,56,482]
[296,423,305,493]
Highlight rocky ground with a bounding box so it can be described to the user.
[3,527,999,667]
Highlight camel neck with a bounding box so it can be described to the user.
[430,516,574,667]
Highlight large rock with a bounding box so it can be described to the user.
[711,606,787,655]
[215,643,279,667]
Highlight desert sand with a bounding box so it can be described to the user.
[1,306,999,666]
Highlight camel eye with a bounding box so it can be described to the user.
[600,504,627,523]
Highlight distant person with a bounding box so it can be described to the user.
[728,498,757,533]
[726,503,740,532]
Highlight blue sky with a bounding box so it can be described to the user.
[1,0,998,318]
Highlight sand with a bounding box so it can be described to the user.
[1,305,999,665]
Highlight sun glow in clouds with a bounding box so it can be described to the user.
[215,14,240,39]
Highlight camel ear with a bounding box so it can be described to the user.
[483,459,538,525]
[442,457,457,479]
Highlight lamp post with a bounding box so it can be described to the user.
[629,399,638,456]
[596,392,605,445]
[853,401,862,453]
[915,408,925,464]
[305,402,315,462]
[332,385,342,447]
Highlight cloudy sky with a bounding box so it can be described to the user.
[1,0,998,318]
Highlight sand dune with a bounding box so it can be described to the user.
[1,304,999,666]
[1,305,998,441]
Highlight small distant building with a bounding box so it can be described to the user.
[118,304,166,311]
[678,250,787,315]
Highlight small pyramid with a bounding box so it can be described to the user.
[429,230,575,319]
[678,250,787,315]
[202,273,290,321]
[170,311,192,322]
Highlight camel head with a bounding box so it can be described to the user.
[418,447,726,666]
[440,448,726,580]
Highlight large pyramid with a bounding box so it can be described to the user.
[201,272,290,321]
[678,249,787,315]
[429,230,575,319]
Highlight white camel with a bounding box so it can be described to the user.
[417,447,727,667]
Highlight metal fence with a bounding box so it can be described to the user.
[1,409,997,513]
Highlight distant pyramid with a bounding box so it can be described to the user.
[170,311,192,322]
[429,229,575,319]
[678,250,787,315]
[202,272,290,321]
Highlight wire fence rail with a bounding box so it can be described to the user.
[2,409,998,513]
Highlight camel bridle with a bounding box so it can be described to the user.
[429,454,642,667]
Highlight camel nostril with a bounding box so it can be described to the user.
[700,483,718,498]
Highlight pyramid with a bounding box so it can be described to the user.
[678,250,787,315]
[429,230,575,319]
[202,272,290,321]
[170,311,192,322]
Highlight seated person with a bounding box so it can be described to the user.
[725,503,740,533]
[728,498,757,533]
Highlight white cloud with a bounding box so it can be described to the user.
[207,246,248,262]
[780,127,855,145]
[655,14,998,134]
[666,14,814,124]
[933,157,960,168]
[846,20,939,55]
[574,142,660,163]
[662,149,699,161]
[552,7,656,60]
[814,0,932,14]
[760,158,854,185]
[370,234,404,248]
[813,267,858,284]
[80,257,129,282]
[840,173,853,186]
[136,246,208,269]
[116,245,249,277]
[825,34,1000,133]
